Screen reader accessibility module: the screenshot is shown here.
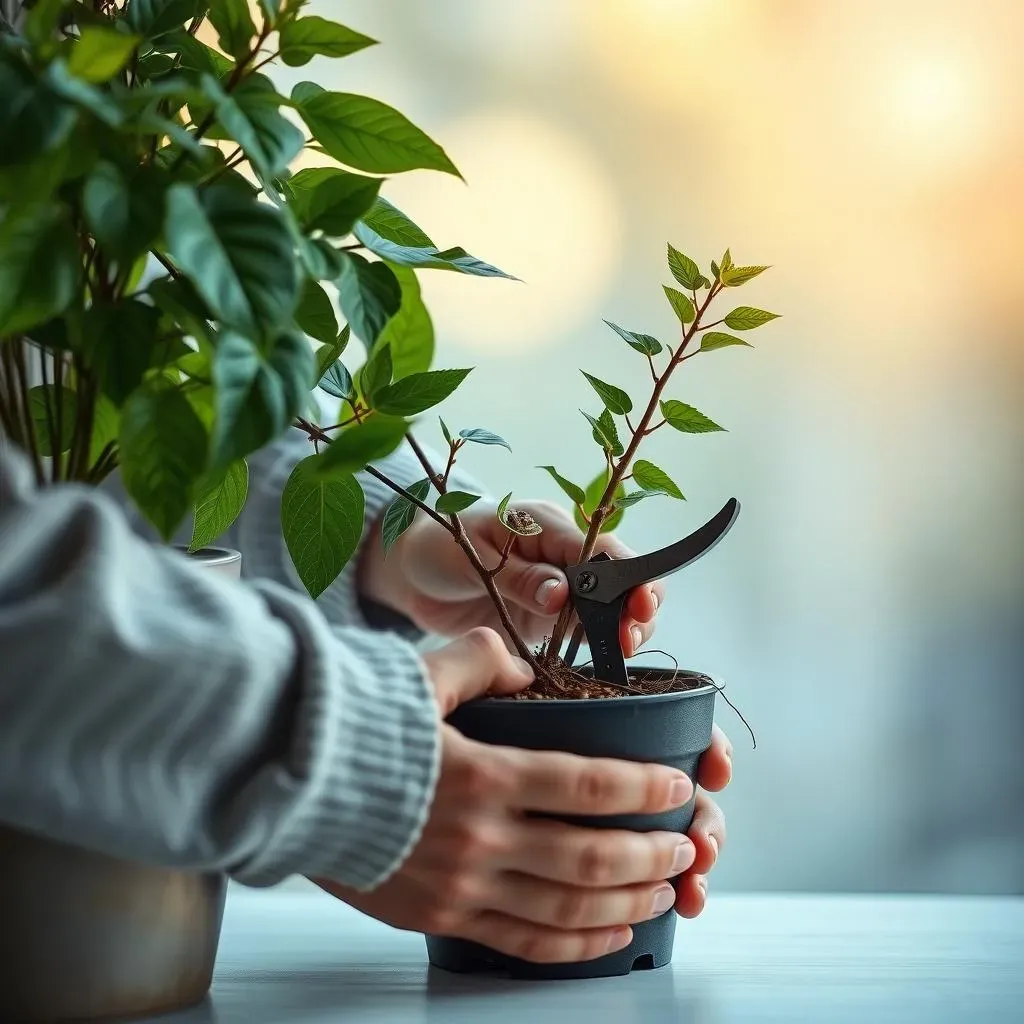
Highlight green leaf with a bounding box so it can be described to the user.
[189,459,248,552]
[663,286,695,324]
[721,264,769,287]
[83,161,166,263]
[81,299,162,406]
[373,368,471,417]
[581,371,632,415]
[381,478,430,555]
[280,16,377,66]
[28,385,76,457]
[165,183,300,340]
[615,492,651,510]
[258,0,282,22]
[375,265,434,381]
[361,342,393,402]
[0,53,77,170]
[202,73,304,179]
[119,383,208,541]
[604,320,662,357]
[125,0,201,40]
[318,359,353,400]
[359,197,434,248]
[633,459,684,499]
[294,86,461,177]
[574,469,625,533]
[660,399,725,434]
[353,221,515,279]
[317,414,407,475]
[539,466,585,506]
[295,278,338,345]
[710,259,721,281]
[439,417,453,445]
[210,330,316,466]
[281,455,364,599]
[288,167,382,236]
[207,0,257,60]
[315,324,350,380]
[667,244,702,290]
[583,408,623,456]
[88,393,120,467]
[700,331,752,353]
[723,306,780,331]
[720,249,734,274]
[68,26,139,83]
[436,490,481,514]
[44,60,123,127]
[0,203,78,337]
[336,252,401,346]
[497,491,513,521]
[161,30,234,77]
[459,428,510,452]
[25,0,68,46]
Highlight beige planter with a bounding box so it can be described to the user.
[0,546,242,1022]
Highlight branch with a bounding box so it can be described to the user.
[362,464,452,533]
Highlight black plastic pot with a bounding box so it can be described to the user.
[425,667,717,980]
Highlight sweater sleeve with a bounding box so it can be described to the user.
[0,440,440,891]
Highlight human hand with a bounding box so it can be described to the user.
[364,499,662,653]
[314,628,702,964]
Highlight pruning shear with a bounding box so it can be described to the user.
[563,498,741,687]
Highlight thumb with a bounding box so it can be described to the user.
[422,627,534,716]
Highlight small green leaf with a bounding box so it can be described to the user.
[28,386,76,457]
[259,0,282,22]
[497,491,512,522]
[295,278,338,345]
[633,459,685,499]
[88,394,120,468]
[359,197,434,248]
[189,459,248,552]
[288,167,382,236]
[574,469,625,533]
[459,428,511,452]
[44,60,123,127]
[373,368,471,417]
[375,265,434,381]
[721,249,734,273]
[315,325,351,380]
[318,361,354,400]
[83,161,166,263]
[582,371,632,415]
[538,466,586,506]
[439,417,453,445]
[583,409,623,456]
[667,244,702,290]
[721,264,769,287]
[336,252,401,346]
[710,260,721,281]
[436,490,481,514]
[207,0,257,60]
[294,86,461,177]
[604,320,662,356]
[663,285,695,324]
[615,492,651,510]
[381,478,430,555]
[700,331,752,353]
[69,27,139,83]
[317,414,408,474]
[660,399,725,434]
[25,0,68,46]
[723,306,780,331]
[280,16,377,66]
[361,342,393,402]
[281,455,364,599]
[119,383,208,541]
[353,219,514,279]
[125,0,200,41]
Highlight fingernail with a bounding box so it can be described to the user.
[697,877,708,898]
[668,777,692,806]
[606,927,631,953]
[511,656,534,680]
[672,838,695,873]
[708,834,719,860]
[631,626,642,651]
[534,578,560,607]
[651,591,659,611]
[650,885,675,917]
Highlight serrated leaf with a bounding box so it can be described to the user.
[700,331,752,353]
[294,86,460,177]
[581,370,632,415]
[459,428,511,452]
[721,264,769,287]
[381,477,430,554]
[280,16,377,66]
[318,360,353,400]
[539,466,585,506]
[436,490,481,514]
[294,278,338,345]
[574,469,625,533]
[165,183,300,340]
[317,414,407,474]
[663,285,695,324]
[207,0,256,60]
[69,27,139,83]
[28,386,76,456]
[375,265,434,381]
[373,368,471,416]
[361,342,393,402]
[633,459,684,499]
[336,251,401,346]
[667,244,702,290]
[189,459,248,552]
[604,320,662,357]
[660,399,725,434]
[281,455,364,599]
[288,166,382,237]
[723,306,780,330]
[583,408,623,456]
[315,324,350,380]
[83,161,166,263]
[119,383,208,541]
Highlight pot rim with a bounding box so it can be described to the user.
[174,545,241,568]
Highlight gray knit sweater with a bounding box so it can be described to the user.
[0,433,445,891]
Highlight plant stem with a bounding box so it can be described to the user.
[362,464,452,533]
[9,341,44,486]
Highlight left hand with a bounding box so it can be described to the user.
[364,499,663,653]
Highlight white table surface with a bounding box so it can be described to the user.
[153,887,1024,1024]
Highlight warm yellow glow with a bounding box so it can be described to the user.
[384,110,624,354]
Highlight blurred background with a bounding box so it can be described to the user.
[268,0,1023,895]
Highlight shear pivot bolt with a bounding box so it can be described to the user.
[576,571,597,593]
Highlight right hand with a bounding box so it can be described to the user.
[315,627,697,964]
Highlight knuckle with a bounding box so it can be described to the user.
[422,905,461,935]
[512,931,555,964]
[577,840,616,887]
[452,753,506,802]
[554,889,592,930]
[575,766,618,810]
[465,626,505,661]
[435,871,481,908]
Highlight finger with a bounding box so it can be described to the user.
[696,725,733,792]
[685,791,726,874]
[503,820,695,887]
[422,628,534,715]
[620,615,657,658]
[503,746,693,816]
[625,583,663,625]
[490,553,569,616]
[674,874,707,919]
[460,912,633,964]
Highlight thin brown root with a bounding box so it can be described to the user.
[705,677,757,750]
